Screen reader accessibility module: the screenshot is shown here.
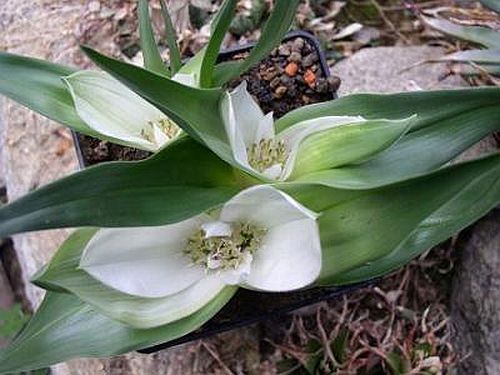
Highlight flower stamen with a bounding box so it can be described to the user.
[247,138,289,174]
[184,222,267,271]
[140,117,180,143]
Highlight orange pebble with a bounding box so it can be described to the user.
[285,62,298,77]
[304,69,316,87]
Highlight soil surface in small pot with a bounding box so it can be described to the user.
[77,36,340,166]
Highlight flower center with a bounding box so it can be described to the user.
[247,138,289,174]
[140,117,180,143]
[184,222,267,271]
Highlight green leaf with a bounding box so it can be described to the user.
[290,117,413,178]
[33,228,229,329]
[138,0,170,77]
[0,289,236,374]
[290,152,500,285]
[422,16,500,49]
[384,351,411,375]
[433,49,500,64]
[330,158,500,285]
[199,0,238,87]
[178,46,207,83]
[0,52,94,135]
[0,304,29,339]
[160,0,182,74]
[480,0,500,13]
[0,137,240,238]
[81,46,237,165]
[213,0,300,86]
[277,87,500,188]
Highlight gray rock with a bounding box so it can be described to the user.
[331,46,467,95]
[451,210,500,375]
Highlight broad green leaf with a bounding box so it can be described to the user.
[199,0,238,87]
[81,46,237,165]
[290,117,413,178]
[0,137,240,238]
[285,153,500,285]
[33,228,228,329]
[480,0,500,13]
[277,87,500,188]
[213,0,300,86]
[0,52,94,135]
[138,0,170,77]
[160,0,182,74]
[422,16,500,49]
[330,156,500,284]
[178,46,207,84]
[0,289,236,374]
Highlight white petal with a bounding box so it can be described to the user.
[64,71,170,151]
[80,215,211,298]
[220,252,253,285]
[243,218,321,291]
[172,72,196,87]
[255,112,275,141]
[277,116,365,179]
[221,82,275,172]
[262,164,283,180]
[220,185,318,228]
[202,221,232,238]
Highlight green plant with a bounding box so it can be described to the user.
[0,1,499,373]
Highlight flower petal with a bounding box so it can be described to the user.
[221,82,275,172]
[64,71,171,151]
[80,215,211,298]
[243,218,321,291]
[277,116,365,179]
[219,185,318,228]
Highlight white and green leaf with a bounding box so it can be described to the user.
[0,289,235,374]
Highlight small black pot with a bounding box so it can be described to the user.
[72,31,370,352]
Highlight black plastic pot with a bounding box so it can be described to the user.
[72,31,370,352]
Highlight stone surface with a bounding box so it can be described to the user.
[332,46,466,95]
[451,210,500,375]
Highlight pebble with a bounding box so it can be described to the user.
[304,69,316,87]
[315,78,329,93]
[291,38,304,52]
[278,45,291,56]
[275,86,288,98]
[302,53,318,68]
[285,62,298,77]
[288,51,302,63]
[270,77,281,89]
[327,76,342,92]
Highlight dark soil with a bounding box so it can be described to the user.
[77,35,340,166]
[76,134,150,167]
[225,36,340,118]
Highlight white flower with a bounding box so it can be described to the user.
[221,82,366,180]
[79,185,321,328]
[64,71,194,152]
